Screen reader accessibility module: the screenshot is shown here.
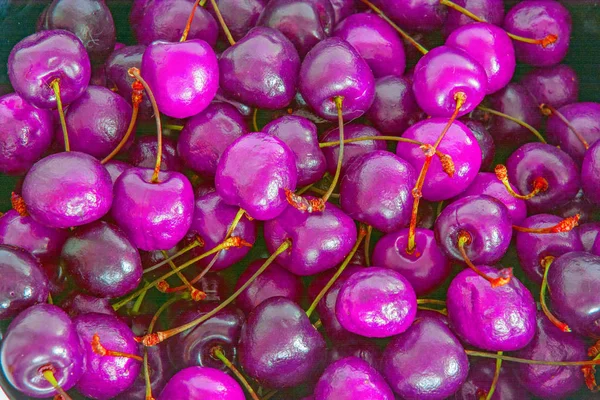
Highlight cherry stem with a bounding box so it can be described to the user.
[364,225,372,266]
[582,354,600,392]
[160,250,206,301]
[164,124,184,131]
[494,164,548,200]
[47,293,53,304]
[306,225,368,317]
[439,0,557,47]
[113,236,249,311]
[211,346,259,400]
[131,281,150,314]
[50,79,70,152]
[322,96,345,204]
[142,351,154,400]
[209,0,235,46]
[540,103,589,150]
[300,185,340,199]
[313,319,323,329]
[40,366,72,400]
[406,93,466,254]
[457,231,513,287]
[11,192,28,217]
[359,0,429,55]
[139,239,292,346]
[417,306,448,315]
[180,0,208,42]
[539,255,572,332]
[483,351,503,400]
[129,67,162,183]
[416,299,446,306]
[101,80,143,164]
[476,105,547,143]
[252,108,259,132]
[143,238,204,275]
[513,214,580,234]
[91,333,143,361]
[466,349,600,366]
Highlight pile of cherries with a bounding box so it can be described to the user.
[2,0,600,398]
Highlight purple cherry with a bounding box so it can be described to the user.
[579,222,600,253]
[583,140,600,205]
[140,40,218,118]
[158,366,245,400]
[447,266,537,351]
[215,132,297,221]
[104,160,131,185]
[462,119,495,170]
[60,293,116,318]
[330,0,355,24]
[371,0,447,32]
[327,338,381,370]
[8,30,91,109]
[111,168,194,251]
[206,0,265,41]
[443,0,504,36]
[0,93,53,175]
[129,135,182,172]
[521,64,579,108]
[454,358,530,400]
[336,267,417,338]
[22,151,113,228]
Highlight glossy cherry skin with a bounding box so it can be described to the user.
[435,195,512,264]
[40,0,116,63]
[381,315,469,399]
[366,75,424,136]
[447,266,537,351]
[453,358,531,400]
[446,22,515,94]
[104,160,131,185]
[340,150,416,231]
[412,46,487,117]
[257,0,334,57]
[56,85,133,159]
[205,0,265,41]
[158,366,245,400]
[214,88,253,117]
[521,64,579,108]
[459,172,527,224]
[168,302,245,371]
[0,93,53,175]
[582,140,600,205]
[238,296,326,388]
[503,0,572,67]
[327,338,381,370]
[443,0,504,36]
[546,102,600,163]
[60,293,116,318]
[22,151,113,228]
[299,37,375,121]
[336,267,417,338]
[262,115,326,186]
[235,259,302,314]
[320,124,387,176]
[516,214,583,284]
[506,142,581,213]
[513,312,587,399]
[330,0,354,23]
[548,251,600,338]
[0,245,49,320]
[264,199,357,276]
[215,133,297,221]
[178,103,248,177]
[8,30,91,109]
[74,313,141,399]
[579,222,600,253]
[134,0,217,46]
[462,119,495,170]
[372,228,451,296]
[315,356,394,400]
[129,135,182,172]
[371,0,447,32]
[333,13,406,78]
[61,221,142,298]
[0,304,85,397]
[111,168,194,251]
[141,40,218,119]
[188,189,256,271]
[397,118,481,201]
[219,27,300,110]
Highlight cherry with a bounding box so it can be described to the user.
[157,366,245,400]
[454,358,531,400]
[129,135,183,172]
[330,0,355,24]
[579,222,600,253]
[546,102,600,163]
[205,0,265,41]
[442,0,504,36]
[214,88,253,117]
[104,160,131,185]
[462,119,495,171]
[521,64,579,109]
[327,338,381,370]
[60,292,116,318]
[369,0,447,32]
[583,140,600,205]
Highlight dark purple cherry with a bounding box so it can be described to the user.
[314,356,394,399]
[454,358,530,400]
[74,313,141,399]
[257,0,335,57]
[0,304,85,397]
[0,93,53,175]
[178,103,248,177]
[547,251,600,338]
[264,198,357,275]
[443,0,504,36]
[22,152,113,228]
[366,75,425,136]
[333,13,406,78]
[90,64,107,87]
[214,88,253,117]
[157,366,244,400]
[40,0,116,63]
[381,315,469,399]
[206,0,265,41]
[583,140,600,206]
[104,160,131,185]
[238,296,326,388]
[0,245,49,320]
[8,30,91,109]
[234,259,302,314]
[372,228,451,296]
[330,0,355,24]
[111,168,194,251]
[521,64,579,108]
[262,115,326,186]
[506,142,580,213]
[462,119,495,170]
[215,132,297,221]
[129,135,182,172]
[371,0,447,32]
[61,221,142,298]
[60,292,116,318]
[553,188,595,224]
[327,338,381,370]
[299,37,375,121]
[579,222,600,253]
[447,266,537,351]
[219,27,300,110]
